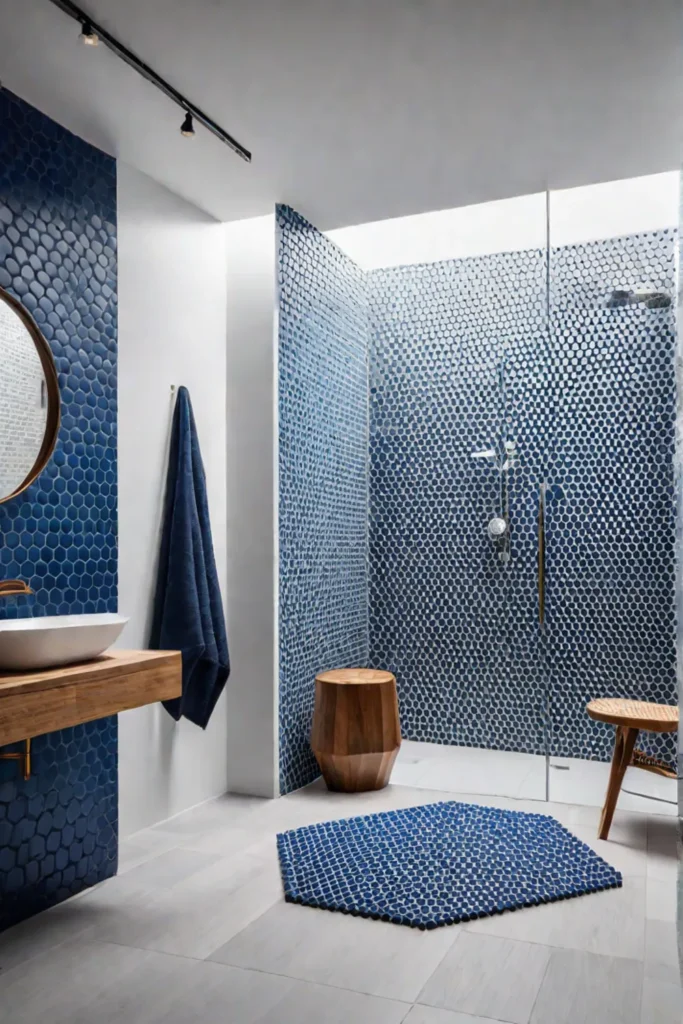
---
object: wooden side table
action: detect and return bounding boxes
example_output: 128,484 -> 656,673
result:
586,698 -> 678,840
311,668 -> 401,792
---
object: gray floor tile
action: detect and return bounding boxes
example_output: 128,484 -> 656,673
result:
645,920 -> 680,976
0,770 -> 672,1024
644,956 -> 682,988
258,979 -> 410,1023
118,829 -> 182,875
466,877 -> 646,960
150,793 -> 267,836
0,939 -> 196,1024
114,846 -> 223,891
405,1006 -> 505,1023
0,939 -> 372,1024
530,949 -> 642,1024
646,819 -> 679,883
646,878 -> 677,923
0,898 -> 93,975
179,824 -> 272,857
417,931 -> 550,1024
81,852 -> 283,960
571,825 -> 647,878
209,899 -> 456,1002
640,975 -> 682,1024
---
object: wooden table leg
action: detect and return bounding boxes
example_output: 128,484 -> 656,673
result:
598,725 -> 638,840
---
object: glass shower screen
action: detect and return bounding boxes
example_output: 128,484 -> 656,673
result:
545,174 -> 679,811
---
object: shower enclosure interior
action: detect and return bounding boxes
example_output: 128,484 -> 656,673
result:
324,172 -> 679,811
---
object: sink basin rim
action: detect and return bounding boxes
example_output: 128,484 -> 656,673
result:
0,613 -> 129,633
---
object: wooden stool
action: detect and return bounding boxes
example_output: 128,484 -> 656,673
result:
586,698 -> 678,840
311,669 -> 401,792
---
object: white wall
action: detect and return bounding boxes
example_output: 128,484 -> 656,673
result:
330,173 -> 680,270
550,171 -> 679,245
224,215 -> 279,799
1,0 -> 681,230
328,193 -> 547,269
117,163 -> 230,836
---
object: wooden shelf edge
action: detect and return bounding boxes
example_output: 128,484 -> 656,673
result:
0,650 -> 182,747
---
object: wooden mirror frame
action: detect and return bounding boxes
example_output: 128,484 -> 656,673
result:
0,285 -> 61,504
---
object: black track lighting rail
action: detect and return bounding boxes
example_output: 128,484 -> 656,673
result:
47,0 -> 252,162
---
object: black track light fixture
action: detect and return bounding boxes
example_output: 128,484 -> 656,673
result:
47,0 -> 251,162
79,20 -> 98,45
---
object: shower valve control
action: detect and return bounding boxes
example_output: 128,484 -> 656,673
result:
488,516 -> 510,563
488,517 -> 507,539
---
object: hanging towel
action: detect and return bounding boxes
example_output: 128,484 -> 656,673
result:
150,386 -> 230,727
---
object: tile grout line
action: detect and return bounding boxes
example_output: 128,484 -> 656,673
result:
83,936 -> 420,1005
525,947 -> 554,1024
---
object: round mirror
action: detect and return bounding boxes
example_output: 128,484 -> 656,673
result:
0,286 -> 60,503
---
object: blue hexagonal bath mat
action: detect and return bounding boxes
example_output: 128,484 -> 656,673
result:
277,801 -> 622,929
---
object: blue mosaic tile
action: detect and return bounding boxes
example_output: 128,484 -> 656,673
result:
277,205 -> 369,795
277,801 -> 622,929
368,231 -> 676,767
0,89 -> 118,931
0,719 -> 117,932
368,249 -> 549,756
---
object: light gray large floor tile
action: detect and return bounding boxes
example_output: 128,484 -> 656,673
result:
80,848 -> 283,960
645,920 -> 680,979
179,824 -> 272,857
405,1006 -> 507,1023
640,975 -> 682,1024
646,878 -> 677,922
646,819 -> 679,883
418,931 -> 550,1024
150,793 -> 267,837
135,958 -> 408,1024
0,931 -> 409,1024
0,898 -> 93,974
466,877 -> 646,960
118,829 -> 182,875
209,899 -> 456,1002
0,848 -> 220,975
115,846 -> 224,892
0,938 -> 198,1024
257,979 -> 409,1023
571,825 -> 647,878
530,949 -> 642,1024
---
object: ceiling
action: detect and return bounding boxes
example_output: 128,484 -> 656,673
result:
0,0 -> 680,229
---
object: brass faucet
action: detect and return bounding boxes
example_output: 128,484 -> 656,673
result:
0,580 -> 33,597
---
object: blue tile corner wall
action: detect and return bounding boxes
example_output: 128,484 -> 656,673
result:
0,89 -> 118,932
277,205 -> 369,795
277,211 -> 677,795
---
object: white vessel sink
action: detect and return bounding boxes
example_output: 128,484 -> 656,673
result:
0,613 -> 128,672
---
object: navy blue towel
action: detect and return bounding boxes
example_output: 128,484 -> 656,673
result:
150,387 -> 230,727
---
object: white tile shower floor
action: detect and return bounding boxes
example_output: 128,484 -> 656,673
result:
394,740 -> 678,815
0,755 -> 679,1023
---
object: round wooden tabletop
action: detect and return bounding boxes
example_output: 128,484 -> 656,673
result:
586,697 -> 678,733
315,668 -> 395,686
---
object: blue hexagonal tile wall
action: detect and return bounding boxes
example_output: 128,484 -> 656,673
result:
0,89 -> 118,932
277,206 -> 370,795
368,232 -> 676,767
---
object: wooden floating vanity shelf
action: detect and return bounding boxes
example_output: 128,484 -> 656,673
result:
0,650 -> 182,749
